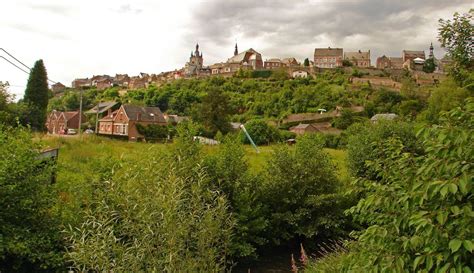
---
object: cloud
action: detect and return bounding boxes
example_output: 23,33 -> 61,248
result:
115,4 -> 143,14
30,3 -> 74,16
185,0 -> 472,62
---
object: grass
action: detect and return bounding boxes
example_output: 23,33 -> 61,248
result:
41,134 -> 348,182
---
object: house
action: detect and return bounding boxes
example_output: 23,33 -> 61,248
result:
113,74 -> 130,87
376,56 -> 404,69
314,47 -> 343,68
292,70 -> 308,78
264,58 -> 282,69
71,78 -> 91,89
402,50 -> 425,63
46,110 -> 85,134
91,75 -> 112,86
51,82 -> 66,93
85,101 -> 120,117
344,50 -> 371,68
289,123 -> 320,135
164,114 -> 189,125
281,58 -> 299,67
370,113 -> 398,123
98,104 -> 167,140
96,78 -> 113,90
128,76 -> 147,89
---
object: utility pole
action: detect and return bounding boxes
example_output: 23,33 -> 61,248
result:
95,100 -> 100,134
78,88 -> 83,136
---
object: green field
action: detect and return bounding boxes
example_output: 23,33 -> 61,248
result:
41,135 -> 349,182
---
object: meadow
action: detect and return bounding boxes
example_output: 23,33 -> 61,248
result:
40,134 -> 348,181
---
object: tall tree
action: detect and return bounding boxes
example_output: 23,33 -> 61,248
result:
303,58 -> 310,67
195,86 -> 232,136
23,59 -> 49,130
438,9 -> 474,85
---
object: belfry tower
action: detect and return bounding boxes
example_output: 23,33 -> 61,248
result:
429,42 -> 434,59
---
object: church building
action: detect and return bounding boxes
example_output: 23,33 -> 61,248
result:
184,44 -> 207,76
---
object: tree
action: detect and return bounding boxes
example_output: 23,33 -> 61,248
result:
0,125 -> 64,271
23,60 -> 49,130
303,58 -> 310,67
342,59 -> 353,67
195,87 -> 232,136
422,57 -> 436,73
438,9 -> 474,84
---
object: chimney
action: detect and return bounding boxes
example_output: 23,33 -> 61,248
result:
107,108 -> 111,116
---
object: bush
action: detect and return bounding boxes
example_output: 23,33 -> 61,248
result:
340,98 -> 474,272
136,123 -> 172,141
0,125 -> 64,271
263,135 -> 351,244
240,119 -> 280,145
65,130 -> 234,272
203,136 -> 268,260
346,120 -> 418,179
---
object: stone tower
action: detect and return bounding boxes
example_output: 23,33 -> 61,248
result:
429,42 -> 434,59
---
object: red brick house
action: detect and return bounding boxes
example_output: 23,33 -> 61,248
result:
46,111 -> 85,134
98,104 -> 167,140
402,50 -> 425,63
314,47 -> 343,68
344,50 -> 371,68
264,58 -> 282,69
51,82 -> 66,93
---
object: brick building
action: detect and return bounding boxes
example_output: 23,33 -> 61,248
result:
314,47 -> 343,68
98,104 -> 167,141
344,50 -> 371,68
45,110 -> 85,134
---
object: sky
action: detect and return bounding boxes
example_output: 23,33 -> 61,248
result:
1,0 -> 472,99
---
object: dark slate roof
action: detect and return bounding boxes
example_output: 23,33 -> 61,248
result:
314,48 -> 343,57
122,104 -> 166,123
85,101 -> 119,114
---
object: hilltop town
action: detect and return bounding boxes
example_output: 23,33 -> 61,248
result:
50,42 -> 451,93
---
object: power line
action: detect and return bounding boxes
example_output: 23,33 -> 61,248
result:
0,48 -> 31,71
0,53 -> 58,84
1,56 -> 30,75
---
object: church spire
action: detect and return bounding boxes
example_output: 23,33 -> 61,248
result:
429,42 -> 434,59
234,43 -> 238,56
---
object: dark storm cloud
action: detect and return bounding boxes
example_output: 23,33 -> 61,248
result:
186,0 -> 471,61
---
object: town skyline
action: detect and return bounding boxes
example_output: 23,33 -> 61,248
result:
1,0 -> 471,98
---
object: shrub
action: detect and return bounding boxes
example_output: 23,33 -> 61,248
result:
65,130 -> 234,272
240,119 -> 280,145
135,123 -> 172,141
263,135 -> 351,244
203,136 -> 268,260
341,98 -> 474,272
346,120 -> 418,179
0,125 -> 64,271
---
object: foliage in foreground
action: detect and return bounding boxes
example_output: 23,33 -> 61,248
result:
310,99 -> 474,272
0,125 -> 63,272
65,129 -> 234,272
264,135 -> 353,245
